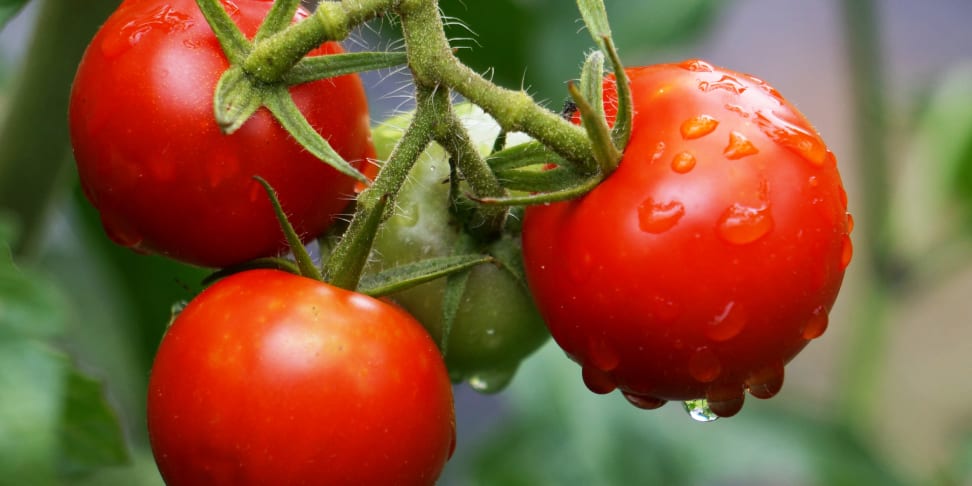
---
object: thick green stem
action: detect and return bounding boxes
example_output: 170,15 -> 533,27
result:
396,0 -> 595,169
244,0 -> 396,82
0,0 -> 120,258
837,0 -> 893,426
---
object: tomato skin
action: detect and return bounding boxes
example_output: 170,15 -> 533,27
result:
147,270 -> 455,485
365,106 -> 549,392
522,60 -> 851,415
69,0 -> 375,268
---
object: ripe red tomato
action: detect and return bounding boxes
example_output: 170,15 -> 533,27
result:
147,270 -> 456,485
522,60 -> 852,417
69,0 -> 375,268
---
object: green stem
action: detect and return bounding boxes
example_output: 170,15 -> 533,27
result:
0,0 -> 120,259
837,0 -> 893,426
397,0 -> 595,170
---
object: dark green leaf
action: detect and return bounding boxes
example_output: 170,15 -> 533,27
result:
358,254 -> 491,297
57,368 -> 130,477
0,249 -> 66,340
284,51 -> 408,85
253,176 -> 322,280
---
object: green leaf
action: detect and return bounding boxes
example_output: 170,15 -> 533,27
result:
284,52 -> 408,85
0,0 -> 29,30
0,248 -> 66,341
253,177 -> 322,281
213,66 -> 265,135
57,369 -> 130,477
357,254 -> 492,297
263,87 -> 369,184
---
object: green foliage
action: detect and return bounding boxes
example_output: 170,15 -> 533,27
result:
0,0 -> 29,29
0,226 -> 128,483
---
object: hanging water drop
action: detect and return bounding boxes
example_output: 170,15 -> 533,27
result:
840,235 -> 853,269
582,365 -> 617,394
683,399 -> 719,422
467,367 -> 517,394
623,392 -> 667,410
801,306 -> 829,340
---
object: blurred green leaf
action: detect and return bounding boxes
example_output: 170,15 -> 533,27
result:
58,368 -> 130,478
0,0 -> 30,29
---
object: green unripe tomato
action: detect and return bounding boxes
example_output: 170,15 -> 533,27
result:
366,105 -> 549,392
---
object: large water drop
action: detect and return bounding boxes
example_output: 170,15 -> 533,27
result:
683,399 -> 719,422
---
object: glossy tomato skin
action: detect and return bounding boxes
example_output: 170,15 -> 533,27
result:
522,60 -> 852,416
365,106 -> 549,392
147,270 -> 455,485
69,0 -> 375,268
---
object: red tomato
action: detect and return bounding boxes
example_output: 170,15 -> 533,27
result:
69,0 -> 375,268
522,60 -> 852,417
147,270 -> 456,485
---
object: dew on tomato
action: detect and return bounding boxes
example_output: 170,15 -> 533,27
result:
680,114 -> 719,139
638,198 -> 685,233
671,151 -> 697,173
723,130 -> 760,159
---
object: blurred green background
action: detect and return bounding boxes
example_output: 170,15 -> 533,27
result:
2,0 -> 972,484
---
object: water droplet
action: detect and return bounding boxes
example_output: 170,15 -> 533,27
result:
587,338 -> 620,372
801,306 -> 829,340
747,363 -> 785,399
707,385 -> 745,417
100,214 -> 145,251
680,59 -> 714,72
582,365 -> 617,394
846,213 -> 855,233
808,175 -> 820,188
683,399 -> 719,422
680,115 -> 719,140
117,5 -> 195,52
671,151 -> 697,173
650,142 -> 666,163
754,110 -> 827,165
717,203 -> 774,245
840,235 -> 853,269
699,75 -> 747,95
638,198 -> 685,234
706,301 -> 747,341
688,347 -> 721,383
724,131 -> 759,159
623,392 -> 667,410
724,103 -> 750,118
467,367 -> 517,394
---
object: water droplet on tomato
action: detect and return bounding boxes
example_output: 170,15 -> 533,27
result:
699,75 -> 747,95
801,306 -> 829,340
623,392 -> 667,410
467,367 -> 516,394
586,338 -> 620,372
754,110 -> 827,165
582,365 -> 617,394
724,131 -> 759,159
717,203 -> 774,245
846,213 -> 855,233
115,5 -> 195,53
638,198 -> 685,234
808,175 -> 820,188
680,115 -> 719,140
683,399 -> 719,422
100,214 -> 145,251
671,152 -> 697,173
680,59 -> 713,72
650,142 -> 666,164
221,0 -> 241,16
706,301 -> 747,341
707,385 -> 745,417
747,363 -> 785,399
840,235 -> 853,269
688,347 -> 721,383
724,103 -> 750,118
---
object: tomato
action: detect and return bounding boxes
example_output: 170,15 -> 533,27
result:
365,105 -> 549,392
69,0 -> 375,268
147,270 -> 455,485
522,60 -> 852,417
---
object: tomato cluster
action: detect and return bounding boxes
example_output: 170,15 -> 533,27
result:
68,0 -> 851,482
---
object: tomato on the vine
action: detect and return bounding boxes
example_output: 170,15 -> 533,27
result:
522,60 -> 852,417
364,105 -> 549,392
69,0 -> 375,268
147,269 -> 455,485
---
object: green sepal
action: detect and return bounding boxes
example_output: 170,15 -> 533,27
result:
576,0 -> 612,51
439,234 -> 480,356
254,0 -> 301,43
580,50 -> 606,125
263,87 -> 369,184
603,36 -> 632,151
253,176 -> 322,281
487,141 -> 562,172
495,165 -> 589,193
214,66 -> 265,134
284,52 -> 409,86
488,234 -> 530,292
357,254 -> 492,298
324,194 -> 389,291
568,80 -> 620,174
473,172 -> 603,206
194,0 -> 251,64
